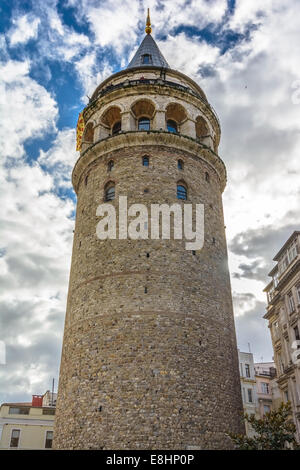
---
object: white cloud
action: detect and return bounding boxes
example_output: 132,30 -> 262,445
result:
8,14 -> 40,46
38,128 -> 78,188
158,32 -> 220,79
2,0 -> 300,400
74,51 -> 114,100
0,59 -> 58,159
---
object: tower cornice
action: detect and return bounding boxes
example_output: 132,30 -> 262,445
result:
72,131 -> 227,194
90,67 -> 208,104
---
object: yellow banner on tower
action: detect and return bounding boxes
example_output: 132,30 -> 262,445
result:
76,112 -> 85,151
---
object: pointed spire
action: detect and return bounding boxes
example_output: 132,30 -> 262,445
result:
145,8 -> 152,35
127,10 -> 170,69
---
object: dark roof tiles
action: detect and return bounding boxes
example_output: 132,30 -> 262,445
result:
127,34 -> 170,69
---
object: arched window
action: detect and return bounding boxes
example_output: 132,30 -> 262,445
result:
178,159 -> 184,170
108,160 -> 114,172
112,121 -> 121,135
138,117 -> 150,131
167,119 -> 178,133
177,183 -> 187,200
104,182 -> 115,201
142,156 -> 149,167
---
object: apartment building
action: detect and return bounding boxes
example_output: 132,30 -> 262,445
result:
0,391 -> 55,449
264,231 -> 300,441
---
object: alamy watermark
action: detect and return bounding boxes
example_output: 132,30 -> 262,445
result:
96,196 -> 204,251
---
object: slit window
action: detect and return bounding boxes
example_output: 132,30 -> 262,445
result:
105,183 -> 115,201
108,160 -> 114,172
142,156 -> 149,167
177,184 -> 187,200
178,159 -> 184,170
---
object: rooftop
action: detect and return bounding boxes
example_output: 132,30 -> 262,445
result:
127,33 -> 170,69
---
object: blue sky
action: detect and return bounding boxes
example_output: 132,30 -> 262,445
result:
0,0 -> 300,402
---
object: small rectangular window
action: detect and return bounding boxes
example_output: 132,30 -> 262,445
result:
10,429 -> 20,448
261,382 -> 269,394
9,407 -> 29,415
142,54 -> 151,64
287,292 -> 295,313
43,408 -> 55,415
263,405 -> 270,414
45,430 -> 53,449
297,285 -> 300,304
247,389 -> 253,403
294,326 -> 300,343
245,364 -> 250,378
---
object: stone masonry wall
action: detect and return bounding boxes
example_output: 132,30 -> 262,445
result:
53,139 -> 244,449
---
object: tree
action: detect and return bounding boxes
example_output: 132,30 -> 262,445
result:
229,402 -> 300,450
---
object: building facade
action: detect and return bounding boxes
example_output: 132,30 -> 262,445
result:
0,393 -> 55,450
53,13 -> 244,449
238,351 -> 258,435
254,362 -> 276,418
264,231 -> 300,441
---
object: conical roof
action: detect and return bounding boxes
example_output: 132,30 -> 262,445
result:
127,34 -> 170,69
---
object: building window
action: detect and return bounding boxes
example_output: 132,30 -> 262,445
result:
284,389 -> 289,402
43,408 -> 55,415
142,156 -> 149,167
112,121 -> 121,135
138,117 -> 150,131
167,119 -> 178,133
9,407 -> 29,415
178,159 -> 184,170
263,405 -> 271,414
205,172 -> 210,182
245,364 -> 250,378
108,160 -> 114,172
104,182 -> 115,202
142,54 -> 151,64
297,285 -> 300,304
10,429 -> 20,448
288,240 -> 298,263
45,430 -> 53,449
177,184 -> 187,200
261,382 -> 269,394
294,326 -> 300,348
247,389 -> 253,403
287,292 -> 295,313
278,353 -> 284,374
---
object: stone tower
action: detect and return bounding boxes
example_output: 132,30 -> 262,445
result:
53,12 -> 244,450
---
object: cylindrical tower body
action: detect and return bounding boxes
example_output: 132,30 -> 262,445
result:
54,42 -> 244,449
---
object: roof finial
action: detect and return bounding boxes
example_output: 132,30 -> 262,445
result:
145,8 -> 152,35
